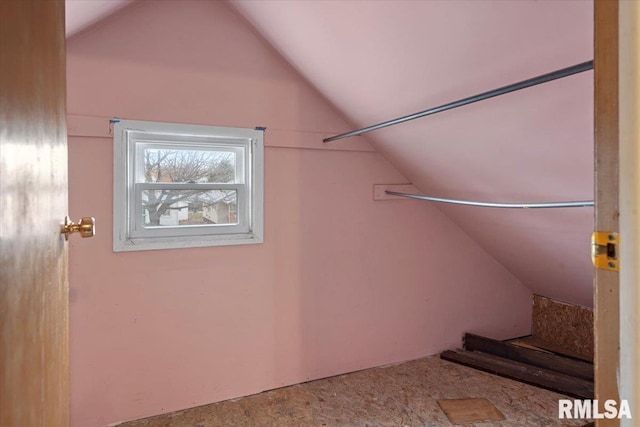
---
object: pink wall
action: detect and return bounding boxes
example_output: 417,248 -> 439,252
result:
66,1 -> 532,425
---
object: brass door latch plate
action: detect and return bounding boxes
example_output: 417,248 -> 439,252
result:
591,231 -> 618,271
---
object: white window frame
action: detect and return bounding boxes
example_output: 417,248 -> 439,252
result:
113,119 -> 263,252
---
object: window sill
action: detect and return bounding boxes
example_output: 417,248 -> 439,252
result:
113,232 -> 263,252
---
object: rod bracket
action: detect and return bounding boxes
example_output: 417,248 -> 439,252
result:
374,184 -> 420,200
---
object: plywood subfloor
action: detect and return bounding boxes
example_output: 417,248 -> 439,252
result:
119,356 -> 590,427
437,398 -> 506,424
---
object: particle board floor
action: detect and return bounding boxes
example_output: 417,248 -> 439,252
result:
119,356 -> 590,427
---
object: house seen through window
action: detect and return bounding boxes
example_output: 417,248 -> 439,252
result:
113,120 -> 263,251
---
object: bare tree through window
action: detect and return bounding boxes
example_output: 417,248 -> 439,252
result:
142,149 -> 237,226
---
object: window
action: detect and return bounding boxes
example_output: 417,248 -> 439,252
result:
113,119 -> 263,251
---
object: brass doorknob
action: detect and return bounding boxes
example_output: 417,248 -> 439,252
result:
61,216 -> 95,240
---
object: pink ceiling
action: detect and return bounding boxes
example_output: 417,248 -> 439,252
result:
65,0 -> 132,37
66,0 -> 594,306
230,0 -> 594,307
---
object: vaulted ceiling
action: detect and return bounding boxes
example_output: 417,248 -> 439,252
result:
66,0 -> 594,307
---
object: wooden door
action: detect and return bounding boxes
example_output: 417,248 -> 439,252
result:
0,1 -> 70,425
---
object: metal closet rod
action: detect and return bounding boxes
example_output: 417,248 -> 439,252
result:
385,191 -> 594,209
324,60 -> 594,143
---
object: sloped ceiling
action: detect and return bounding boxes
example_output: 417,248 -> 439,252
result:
65,0 -> 132,37
66,0 -> 594,307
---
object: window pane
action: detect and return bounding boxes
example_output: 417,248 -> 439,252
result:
141,189 -> 238,226
142,148 -> 238,184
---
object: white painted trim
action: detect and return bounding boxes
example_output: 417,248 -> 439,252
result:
67,114 -> 377,152
113,233 -> 263,252
112,119 -> 264,252
619,3 -> 640,425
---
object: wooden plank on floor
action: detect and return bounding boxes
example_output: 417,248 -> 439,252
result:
440,349 -> 594,399
464,333 -> 594,381
510,336 -> 593,363
508,340 -> 554,353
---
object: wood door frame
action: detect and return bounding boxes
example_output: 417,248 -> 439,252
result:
594,2 -> 619,426
594,1 -> 639,426
617,1 -> 640,425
